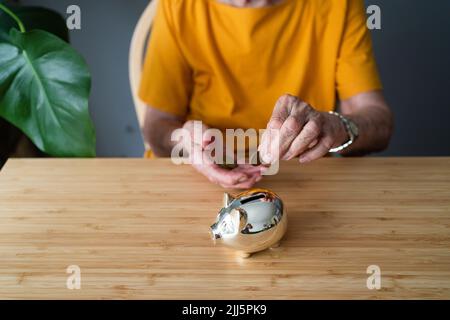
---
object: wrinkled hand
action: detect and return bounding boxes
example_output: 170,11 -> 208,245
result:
182,121 -> 263,189
259,94 -> 348,164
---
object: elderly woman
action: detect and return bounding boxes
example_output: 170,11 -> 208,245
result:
139,0 -> 393,188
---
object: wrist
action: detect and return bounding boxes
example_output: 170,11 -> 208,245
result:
324,112 -> 348,147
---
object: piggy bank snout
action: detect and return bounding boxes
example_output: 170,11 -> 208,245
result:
210,223 -> 221,240
210,208 -> 247,241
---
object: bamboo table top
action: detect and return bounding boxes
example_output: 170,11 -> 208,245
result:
0,158 -> 449,299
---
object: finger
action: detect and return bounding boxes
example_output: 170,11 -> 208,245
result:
282,117 -> 322,160
308,139 -> 319,149
276,115 -> 304,159
200,163 -> 251,186
262,128 -> 283,164
232,164 -> 263,175
221,173 -> 263,189
228,176 -> 262,189
266,96 -> 313,161
218,165 -> 262,189
230,165 -> 262,181
258,129 -> 273,163
298,136 -> 334,164
266,94 -> 294,130
277,101 -> 317,158
260,95 -> 293,162
258,129 -> 269,155
191,144 -> 260,187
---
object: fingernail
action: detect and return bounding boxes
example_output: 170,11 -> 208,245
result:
282,153 -> 291,161
299,157 -> 308,163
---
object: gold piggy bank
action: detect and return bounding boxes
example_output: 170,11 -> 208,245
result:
210,188 -> 287,258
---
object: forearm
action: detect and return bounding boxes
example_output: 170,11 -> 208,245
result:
143,107 -> 185,157
341,104 -> 394,156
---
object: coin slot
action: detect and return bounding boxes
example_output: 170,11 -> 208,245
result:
240,194 -> 265,204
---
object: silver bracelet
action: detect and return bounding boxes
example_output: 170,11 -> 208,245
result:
327,111 -> 356,153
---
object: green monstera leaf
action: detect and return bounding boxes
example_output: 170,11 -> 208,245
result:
0,5 -> 96,157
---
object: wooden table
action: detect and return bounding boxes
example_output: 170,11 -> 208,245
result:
0,158 -> 449,299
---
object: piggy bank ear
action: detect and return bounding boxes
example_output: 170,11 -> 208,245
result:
223,193 -> 234,207
230,208 -> 248,232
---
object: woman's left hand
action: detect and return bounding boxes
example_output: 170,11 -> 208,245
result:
259,94 -> 349,164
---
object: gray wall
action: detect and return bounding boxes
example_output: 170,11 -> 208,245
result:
370,0 -> 450,156
19,0 -> 450,157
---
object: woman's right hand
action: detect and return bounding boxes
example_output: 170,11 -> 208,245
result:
182,120 -> 263,189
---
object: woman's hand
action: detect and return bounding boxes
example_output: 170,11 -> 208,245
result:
182,120 -> 263,189
259,94 -> 349,164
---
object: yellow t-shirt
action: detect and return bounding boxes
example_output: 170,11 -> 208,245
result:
139,0 -> 382,131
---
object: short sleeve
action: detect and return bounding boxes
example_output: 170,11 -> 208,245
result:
138,0 -> 192,117
336,0 -> 382,100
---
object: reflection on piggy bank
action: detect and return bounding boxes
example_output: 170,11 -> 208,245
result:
210,188 -> 287,258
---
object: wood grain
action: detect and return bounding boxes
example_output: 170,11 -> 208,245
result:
0,158 -> 449,299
